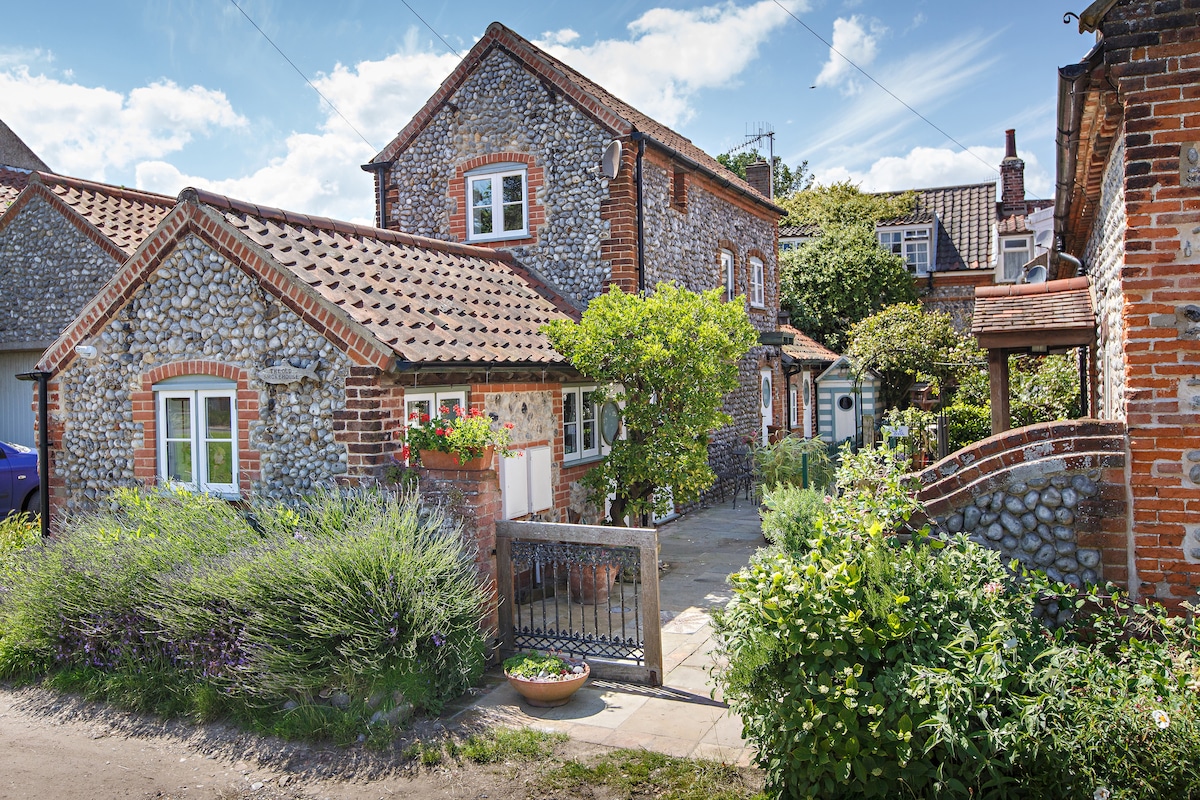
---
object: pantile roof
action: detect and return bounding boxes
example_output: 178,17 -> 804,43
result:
37,173 -> 175,256
779,223 -> 820,239
780,324 -> 839,363
371,22 -> 781,214
0,166 -> 32,212
971,276 -> 1094,346
192,190 -> 576,365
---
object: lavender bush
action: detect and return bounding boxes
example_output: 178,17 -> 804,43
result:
0,485 -> 488,741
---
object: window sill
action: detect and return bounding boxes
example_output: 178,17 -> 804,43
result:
467,232 -> 530,244
563,454 -> 605,467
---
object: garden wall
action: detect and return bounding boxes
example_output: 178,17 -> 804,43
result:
914,420 -> 1128,614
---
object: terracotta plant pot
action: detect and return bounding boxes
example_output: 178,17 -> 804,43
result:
568,563 -> 620,605
418,446 -> 494,470
506,662 -> 590,707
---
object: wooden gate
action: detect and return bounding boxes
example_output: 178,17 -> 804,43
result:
495,520 -> 662,686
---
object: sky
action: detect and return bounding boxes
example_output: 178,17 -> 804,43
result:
0,1 -> 1100,225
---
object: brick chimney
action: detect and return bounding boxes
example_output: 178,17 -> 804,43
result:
1000,129 -> 1026,215
745,158 -> 772,199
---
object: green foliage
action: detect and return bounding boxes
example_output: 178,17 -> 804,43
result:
759,487 -> 827,555
0,486 -> 488,741
947,351 -> 1081,450
717,149 -> 812,199
457,726 -> 567,764
1017,595 -> 1200,800
543,748 -> 762,800
716,443 -> 1200,798
944,402 -> 992,452
779,181 -> 916,232
0,512 -> 40,578
753,436 -> 835,493
404,403 -> 514,464
542,282 -> 758,524
502,652 -> 575,679
780,227 -> 917,352
846,304 -> 961,410
882,407 -> 938,467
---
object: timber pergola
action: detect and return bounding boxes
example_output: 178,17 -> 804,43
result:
971,276 -> 1096,434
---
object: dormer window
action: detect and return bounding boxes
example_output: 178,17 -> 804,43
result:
467,164 -> 528,242
878,227 -> 931,276
1000,236 -> 1032,282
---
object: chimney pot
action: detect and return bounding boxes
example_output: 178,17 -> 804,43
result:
1000,130 -> 1026,214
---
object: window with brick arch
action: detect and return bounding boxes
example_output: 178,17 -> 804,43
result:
153,376 -> 238,497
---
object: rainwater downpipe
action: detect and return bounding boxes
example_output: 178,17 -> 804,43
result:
635,135 -> 646,295
15,370 -> 51,538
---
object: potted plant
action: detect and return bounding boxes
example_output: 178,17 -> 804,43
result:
503,652 -> 589,707
567,557 -> 622,605
403,404 -> 515,469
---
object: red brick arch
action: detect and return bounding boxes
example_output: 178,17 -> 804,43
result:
130,360 -> 261,491
448,152 -> 545,247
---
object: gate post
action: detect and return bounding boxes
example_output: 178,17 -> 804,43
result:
415,464 -> 503,646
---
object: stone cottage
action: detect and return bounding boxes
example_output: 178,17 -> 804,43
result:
33,187 -> 626,528
362,22 -> 791,490
0,170 -> 174,446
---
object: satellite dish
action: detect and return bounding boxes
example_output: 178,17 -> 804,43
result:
600,140 -> 623,178
1025,264 -> 1047,284
1034,229 -> 1053,248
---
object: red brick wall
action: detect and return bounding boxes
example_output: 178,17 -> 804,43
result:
1098,1 -> 1200,602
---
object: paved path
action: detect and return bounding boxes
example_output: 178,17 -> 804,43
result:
457,499 -> 764,766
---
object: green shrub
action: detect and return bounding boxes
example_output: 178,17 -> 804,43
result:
0,485 -> 488,740
759,487 -> 826,555
715,443 -> 1200,798
714,445 -> 1049,798
753,436 -> 835,492
944,403 -> 991,453
1019,596 -> 1200,799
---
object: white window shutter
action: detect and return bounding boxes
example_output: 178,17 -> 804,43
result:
528,446 -> 553,512
501,450 -> 530,519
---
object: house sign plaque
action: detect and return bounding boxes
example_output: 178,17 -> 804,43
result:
257,364 -> 320,385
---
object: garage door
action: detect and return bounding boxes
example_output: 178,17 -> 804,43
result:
0,350 -> 40,447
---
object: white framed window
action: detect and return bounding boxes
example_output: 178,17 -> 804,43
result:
155,383 -> 238,496
749,256 -> 765,308
1000,237 -> 1032,282
563,385 -> 602,463
721,248 -> 735,301
466,165 -> 527,242
878,227 -> 932,275
404,387 -> 468,425
789,385 -> 799,427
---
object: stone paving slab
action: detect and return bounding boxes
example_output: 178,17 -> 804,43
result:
458,499 -> 764,767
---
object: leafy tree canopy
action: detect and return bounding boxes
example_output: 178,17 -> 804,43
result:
716,149 -> 812,199
780,225 -> 917,353
779,181 -> 916,232
844,303 -> 962,410
541,283 -> 758,525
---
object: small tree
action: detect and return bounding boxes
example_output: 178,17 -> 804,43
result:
717,149 -> 812,199
542,283 -> 758,525
844,303 -> 961,410
781,225 -> 917,352
779,180 -> 915,231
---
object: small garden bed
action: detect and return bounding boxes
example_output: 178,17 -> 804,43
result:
0,485 -> 488,745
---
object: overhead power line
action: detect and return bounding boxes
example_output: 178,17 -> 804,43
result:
398,0 -> 462,57
227,0 -> 378,152
770,0 -> 1007,182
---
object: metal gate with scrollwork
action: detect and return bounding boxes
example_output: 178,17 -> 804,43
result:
495,520 -> 662,686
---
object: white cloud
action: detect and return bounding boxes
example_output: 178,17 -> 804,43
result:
813,144 -> 1052,198
539,29 -> 580,47
814,16 -> 883,95
534,0 -> 807,127
796,30 -> 1001,163
0,67 -> 245,180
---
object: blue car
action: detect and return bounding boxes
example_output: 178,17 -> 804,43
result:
0,441 -> 39,517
